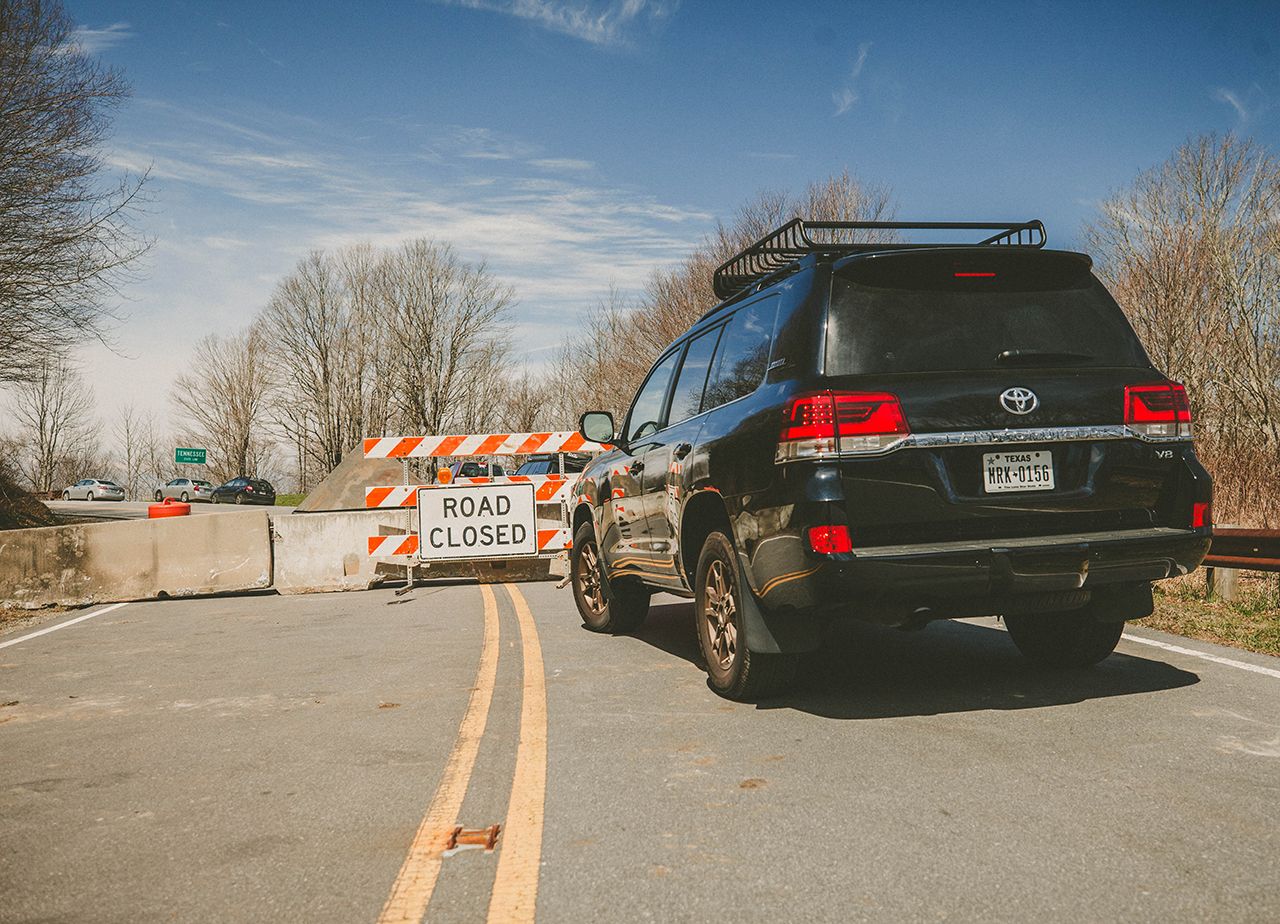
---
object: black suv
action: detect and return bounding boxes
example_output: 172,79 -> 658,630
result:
569,219 -> 1212,700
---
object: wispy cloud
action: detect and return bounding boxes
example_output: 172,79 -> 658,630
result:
832,42 -> 871,117
528,157 -> 594,171
69,22 -> 133,54
1212,85 -> 1269,125
441,0 -> 678,46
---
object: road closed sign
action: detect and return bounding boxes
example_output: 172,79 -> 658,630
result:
416,482 -> 537,560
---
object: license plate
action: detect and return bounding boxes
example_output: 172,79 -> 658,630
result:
983,450 -> 1055,493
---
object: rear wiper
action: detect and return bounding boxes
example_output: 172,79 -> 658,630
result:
996,349 -> 1093,366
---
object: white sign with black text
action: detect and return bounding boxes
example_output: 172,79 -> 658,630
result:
416,482 -> 538,560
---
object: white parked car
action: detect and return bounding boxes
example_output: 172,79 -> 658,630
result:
154,478 -> 215,503
62,479 -> 126,502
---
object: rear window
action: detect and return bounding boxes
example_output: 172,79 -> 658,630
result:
827,262 -> 1149,376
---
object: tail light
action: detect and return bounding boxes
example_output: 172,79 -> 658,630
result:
1192,501 -> 1211,529
245,486 -> 254,493
1125,382 -> 1192,439
777,391 -> 909,461
807,525 -> 853,554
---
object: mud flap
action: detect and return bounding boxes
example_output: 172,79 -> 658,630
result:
735,552 -> 823,655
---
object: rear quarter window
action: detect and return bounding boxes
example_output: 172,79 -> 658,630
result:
703,296 -> 779,409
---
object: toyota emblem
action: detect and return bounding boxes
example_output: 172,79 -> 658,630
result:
1000,387 -> 1039,415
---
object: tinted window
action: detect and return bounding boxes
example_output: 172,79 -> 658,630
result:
458,463 -> 482,477
518,460 -> 550,476
626,350 -> 680,442
668,326 -> 723,424
704,298 -> 778,409
827,275 -> 1149,375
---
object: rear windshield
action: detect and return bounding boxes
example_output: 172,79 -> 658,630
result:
827,272 -> 1149,375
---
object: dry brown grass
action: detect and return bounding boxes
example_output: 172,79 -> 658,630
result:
1145,572 -> 1280,656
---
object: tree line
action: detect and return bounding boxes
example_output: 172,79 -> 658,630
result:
1,1 -> 1277,523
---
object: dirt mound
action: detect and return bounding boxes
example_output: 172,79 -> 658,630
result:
0,464 -> 56,530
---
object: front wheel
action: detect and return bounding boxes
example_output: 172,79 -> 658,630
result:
570,522 -> 649,633
87,491 -> 94,501
695,531 -> 797,700
1003,612 -> 1125,667
180,492 -> 189,502
234,494 -> 243,505
62,492 -> 70,501
154,490 -> 162,502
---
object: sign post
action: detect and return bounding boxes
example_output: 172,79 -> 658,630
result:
175,447 -> 207,465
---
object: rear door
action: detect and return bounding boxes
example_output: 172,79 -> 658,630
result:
603,349 -> 680,572
825,249 -> 1185,545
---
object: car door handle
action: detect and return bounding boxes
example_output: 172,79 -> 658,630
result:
673,442 -> 692,460
629,460 -> 644,475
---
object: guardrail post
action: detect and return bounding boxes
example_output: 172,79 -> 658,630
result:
1206,566 -> 1239,603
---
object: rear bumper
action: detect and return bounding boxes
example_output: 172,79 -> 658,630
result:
750,527 -> 1210,623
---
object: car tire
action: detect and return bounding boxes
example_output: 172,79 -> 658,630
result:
695,531 -> 798,701
234,494 -> 243,505
1003,611 -> 1126,668
570,521 -> 649,633
62,492 -> 70,501
180,492 -> 189,502
212,495 -> 220,504
87,491 -> 94,501
154,491 -> 162,501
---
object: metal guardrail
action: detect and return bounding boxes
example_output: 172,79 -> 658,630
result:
1205,527 -> 1280,573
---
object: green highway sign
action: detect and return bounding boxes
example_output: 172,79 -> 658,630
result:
175,447 -> 207,465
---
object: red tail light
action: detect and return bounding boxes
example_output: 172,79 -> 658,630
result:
1124,382 -> 1192,439
808,525 -> 853,554
1191,501 -> 1210,529
778,391 -> 909,461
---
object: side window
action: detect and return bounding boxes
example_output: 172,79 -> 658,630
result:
668,326 -> 723,425
703,297 -> 779,410
625,350 -> 681,443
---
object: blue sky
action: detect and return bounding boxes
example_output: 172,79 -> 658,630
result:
64,0 -> 1280,425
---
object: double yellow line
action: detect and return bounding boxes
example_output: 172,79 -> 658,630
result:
377,583 -> 547,924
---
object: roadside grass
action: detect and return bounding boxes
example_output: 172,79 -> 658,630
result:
275,493 -> 306,506
1145,572 -> 1280,657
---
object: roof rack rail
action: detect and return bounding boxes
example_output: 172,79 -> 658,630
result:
711,218 -> 1046,300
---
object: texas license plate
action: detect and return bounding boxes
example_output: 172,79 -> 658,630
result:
982,450 -> 1055,493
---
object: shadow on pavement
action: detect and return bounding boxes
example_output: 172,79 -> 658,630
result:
635,602 -> 1200,720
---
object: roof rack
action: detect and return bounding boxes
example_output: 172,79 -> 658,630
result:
711,218 -> 1046,300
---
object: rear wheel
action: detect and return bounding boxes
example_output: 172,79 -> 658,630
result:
154,490 -> 162,502
1003,611 -> 1125,667
180,492 -> 189,502
570,522 -> 649,633
695,531 -> 797,700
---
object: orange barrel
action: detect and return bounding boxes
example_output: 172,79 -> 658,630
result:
148,497 -> 191,518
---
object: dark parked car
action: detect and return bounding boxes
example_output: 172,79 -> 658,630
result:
569,218 -> 1212,700
513,453 -> 589,476
446,460 -> 506,479
211,477 -> 276,505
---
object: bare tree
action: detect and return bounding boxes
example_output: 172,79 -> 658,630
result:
0,0 -> 148,384
112,401 -> 145,500
1084,134 -> 1280,525
560,170 -> 897,417
171,329 -> 272,483
12,355 -> 97,494
378,239 -> 515,435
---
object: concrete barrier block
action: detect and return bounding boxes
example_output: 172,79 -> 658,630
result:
0,510 -> 272,608
273,509 -> 405,594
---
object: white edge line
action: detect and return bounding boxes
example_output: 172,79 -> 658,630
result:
0,602 -> 130,650
1122,632 -> 1280,680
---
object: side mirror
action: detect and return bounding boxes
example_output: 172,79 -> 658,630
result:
579,411 -> 616,446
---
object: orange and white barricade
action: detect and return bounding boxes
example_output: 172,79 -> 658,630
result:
364,430 -> 609,571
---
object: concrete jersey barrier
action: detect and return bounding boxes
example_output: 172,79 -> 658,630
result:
0,510 -> 272,608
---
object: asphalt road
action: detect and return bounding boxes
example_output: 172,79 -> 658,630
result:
44,500 -> 294,521
1,582 -> 1277,923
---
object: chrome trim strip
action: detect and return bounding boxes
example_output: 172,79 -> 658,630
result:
777,425 -> 1191,462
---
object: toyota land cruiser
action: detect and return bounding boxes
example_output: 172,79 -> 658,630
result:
569,219 -> 1212,700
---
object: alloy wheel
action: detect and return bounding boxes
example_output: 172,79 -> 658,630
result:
577,540 -> 606,617
703,559 -> 738,669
